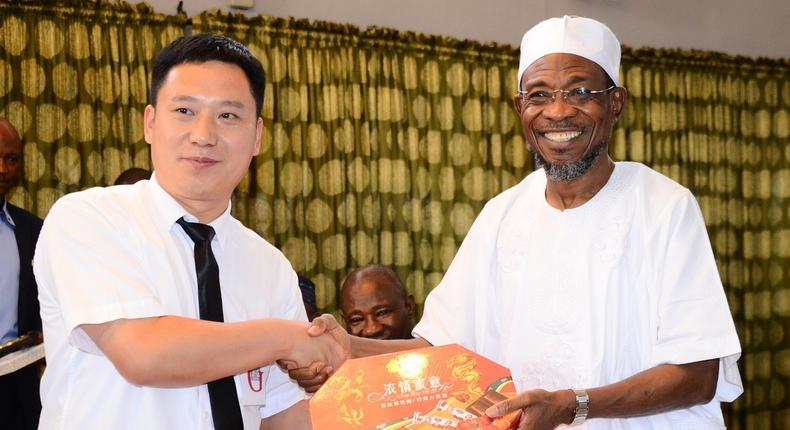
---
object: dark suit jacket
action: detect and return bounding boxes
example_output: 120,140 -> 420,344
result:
1,202 -> 43,430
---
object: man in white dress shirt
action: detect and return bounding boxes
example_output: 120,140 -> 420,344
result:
34,34 -> 344,429
289,16 -> 742,430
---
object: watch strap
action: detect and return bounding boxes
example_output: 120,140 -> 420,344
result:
569,389 -> 589,426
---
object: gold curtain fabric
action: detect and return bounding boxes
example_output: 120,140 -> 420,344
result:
0,2 -> 788,428
0,0 -> 185,215
191,11 -> 529,317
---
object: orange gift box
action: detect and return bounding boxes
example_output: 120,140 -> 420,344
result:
309,344 -> 521,430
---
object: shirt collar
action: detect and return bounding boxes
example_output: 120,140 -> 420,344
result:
146,172 -> 233,251
0,198 -> 15,229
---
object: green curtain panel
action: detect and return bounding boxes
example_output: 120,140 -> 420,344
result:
0,0 -> 185,214
1,2 -> 789,428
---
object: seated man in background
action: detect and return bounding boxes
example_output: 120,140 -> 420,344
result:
0,117 -> 43,430
34,34 -> 344,430
113,167 -> 152,185
340,264 -> 415,340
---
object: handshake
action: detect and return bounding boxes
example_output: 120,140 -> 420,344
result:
277,314 -> 350,392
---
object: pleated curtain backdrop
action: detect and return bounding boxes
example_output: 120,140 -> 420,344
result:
1,1 -> 789,428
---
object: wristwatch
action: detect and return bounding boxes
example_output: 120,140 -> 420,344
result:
569,389 -> 589,426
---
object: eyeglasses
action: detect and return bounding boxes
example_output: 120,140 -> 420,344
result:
517,85 -> 616,107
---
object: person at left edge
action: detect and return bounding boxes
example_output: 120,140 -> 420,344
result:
34,34 -> 345,430
0,117 -> 43,430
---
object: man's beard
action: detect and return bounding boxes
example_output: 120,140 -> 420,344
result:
533,140 -> 607,183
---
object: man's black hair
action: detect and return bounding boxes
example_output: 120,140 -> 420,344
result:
113,167 -> 152,185
149,33 -> 265,116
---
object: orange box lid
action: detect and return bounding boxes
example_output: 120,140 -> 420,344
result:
309,343 -> 521,430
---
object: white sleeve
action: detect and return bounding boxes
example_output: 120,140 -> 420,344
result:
259,268 -> 307,418
34,194 -> 165,355
649,191 -> 743,401
413,202 -> 500,351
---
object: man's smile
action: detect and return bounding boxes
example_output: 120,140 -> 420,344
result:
542,130 -> 583,143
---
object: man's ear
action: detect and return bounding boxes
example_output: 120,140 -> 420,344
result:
405,294 -> 416,318
143,104 -> 156,145
610,87 -> 627,122
513,94 -> 525,117
253,116 -> 263,156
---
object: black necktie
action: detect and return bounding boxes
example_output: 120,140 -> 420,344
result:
177,217 -> 243,430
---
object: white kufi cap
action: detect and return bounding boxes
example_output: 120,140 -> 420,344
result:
518,16 -> 621,90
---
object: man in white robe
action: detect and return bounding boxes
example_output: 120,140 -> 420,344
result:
287,16 -> 742,430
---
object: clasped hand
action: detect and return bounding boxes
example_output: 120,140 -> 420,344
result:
277,314 -> 350,392
277,315 -> 350,388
